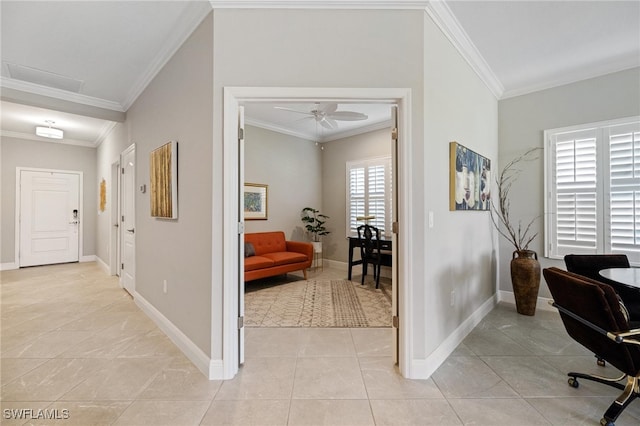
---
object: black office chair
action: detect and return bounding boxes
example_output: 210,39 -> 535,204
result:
564,254 -> 640,322
544,267 -> 640,426
357,224 -> 382,289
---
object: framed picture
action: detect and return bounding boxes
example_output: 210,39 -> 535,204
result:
449,141 -> 491,211
150,140 -> 178,219
244,183 -> 268,220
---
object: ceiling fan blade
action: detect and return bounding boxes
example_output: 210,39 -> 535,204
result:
274,106 -> 313,116
327,111 -> 368,121
319,103 -> 338,114
320,117 -> 338,130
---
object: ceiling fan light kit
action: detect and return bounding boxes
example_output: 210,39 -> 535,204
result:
36,120 -> 64,139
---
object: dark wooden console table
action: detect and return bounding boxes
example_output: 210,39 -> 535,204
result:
347,236 -> 393,280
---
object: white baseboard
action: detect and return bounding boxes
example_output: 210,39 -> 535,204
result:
80,255 -> 97,263
411,293 -> 498,379
134,292 -> 219,379
96,257 -> 110,275
498,290 -> 555,312
0,262 -> 18,271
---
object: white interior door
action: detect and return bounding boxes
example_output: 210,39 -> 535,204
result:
120,144 -> 136,295
110,161 -> 121,276
238,106 -> 246,365
19,170 -> 80,267
391,105 -> 399,366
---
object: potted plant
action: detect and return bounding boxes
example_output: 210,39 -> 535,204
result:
301,207 -> 330,253
490,148 -> 541,316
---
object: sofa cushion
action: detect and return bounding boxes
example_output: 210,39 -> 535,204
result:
244,256 -> 275,271
244,232 -> 287,255
263,252 -> 308,266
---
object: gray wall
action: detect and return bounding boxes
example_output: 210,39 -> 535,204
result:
244,125 -> 322,240
321,127 -> 392,262
498,67 -> 640,298
124,13 -> 213,354
1,137 -> 97,264
95,122 -> 129,265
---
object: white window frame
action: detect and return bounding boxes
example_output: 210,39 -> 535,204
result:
544,116 -> 640,265
346,155 -> 392,238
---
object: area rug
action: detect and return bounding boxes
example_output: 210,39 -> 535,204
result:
245,279 -> 392,327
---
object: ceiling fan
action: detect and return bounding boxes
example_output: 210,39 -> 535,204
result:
274,103 -> 368,130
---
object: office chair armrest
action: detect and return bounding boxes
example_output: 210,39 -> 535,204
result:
551,300 -> 628,344
611,328 -> 640,345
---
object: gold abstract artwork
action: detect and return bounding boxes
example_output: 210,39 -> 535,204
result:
99,178 -> 107,212
150,141 -> 178,219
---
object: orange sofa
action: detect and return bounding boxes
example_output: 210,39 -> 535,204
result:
244,231 -> 313,282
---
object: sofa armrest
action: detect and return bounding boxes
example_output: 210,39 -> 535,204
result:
286,241 -> 313,260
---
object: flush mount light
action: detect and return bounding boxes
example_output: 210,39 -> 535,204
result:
36,120 -> 63,139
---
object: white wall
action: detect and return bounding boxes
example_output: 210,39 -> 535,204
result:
244,125 -> 321,239
212,8 -> 425,363
322,127 -> 392,262
95,123 -> 129,267
0,137 -> 97,265
124,13 -> 213,354
498,67 -> 640,298
421,14 -> 499,364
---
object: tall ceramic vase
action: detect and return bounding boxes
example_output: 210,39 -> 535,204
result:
510,250 -> 541,316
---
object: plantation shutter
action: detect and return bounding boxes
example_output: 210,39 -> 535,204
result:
545,117 -> 640,264
607,122 -> 640,263
550,129 -> 599,257
346,156 -> 392,237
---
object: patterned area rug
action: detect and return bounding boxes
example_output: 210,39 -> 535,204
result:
245,279 -> 392,327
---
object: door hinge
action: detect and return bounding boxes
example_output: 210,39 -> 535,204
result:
392,315 -> 399,328
121,167 -> 125,174
391,127 -> 398,140
238,128 -> 244,141
122,215 -> 125,222
392,222 -> 399,234
121,263 -> 124,270
238,222 -> 245,234
238,316 -> 244,329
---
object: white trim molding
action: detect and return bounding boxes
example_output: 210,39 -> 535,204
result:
499,290 -> 556,313
223,86 -> 414,380
0,262 -> 18,271
412,293 -> 498,379
135,292 -> 218,379
424,1 -> 503,99
209,0 -> 430,9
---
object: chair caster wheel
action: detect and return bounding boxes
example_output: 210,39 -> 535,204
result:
568,377 -> 579,388
597,358 -> 606,367
600,418 -> 614,426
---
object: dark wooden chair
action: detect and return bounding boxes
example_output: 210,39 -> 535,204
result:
357,224 -> 382,289
544,267 -> 640,426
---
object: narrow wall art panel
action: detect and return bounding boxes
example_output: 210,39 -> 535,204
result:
449,141 -> 491,211
150,140 -> 178,219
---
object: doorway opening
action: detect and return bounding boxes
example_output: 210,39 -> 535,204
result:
221,87 -> 414,380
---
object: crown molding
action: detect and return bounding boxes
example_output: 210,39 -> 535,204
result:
245,117 -> 315,141
121,1 -> 212,110
424,1 -> 503,99
0,77 -> 125,112
209,0 -> 430,9
94,121 -> 119,146
1,129 -> 97,148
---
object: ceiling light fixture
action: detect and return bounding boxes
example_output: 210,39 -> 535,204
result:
36,120 -> 63,139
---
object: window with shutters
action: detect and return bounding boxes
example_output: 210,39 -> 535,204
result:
346,156 -> 392,238
544,117 -> 640,264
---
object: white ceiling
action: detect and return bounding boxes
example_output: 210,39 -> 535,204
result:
1,1 -> 638,146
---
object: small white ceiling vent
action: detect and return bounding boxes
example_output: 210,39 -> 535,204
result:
5,62 -> 84,93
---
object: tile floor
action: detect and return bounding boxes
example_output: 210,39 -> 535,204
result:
2,262 -> 640,425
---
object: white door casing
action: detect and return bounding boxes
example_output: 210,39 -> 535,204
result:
391,105 -> 399,365
221,87 -> 414,380
120,144 -> 136,295
18,169 -> 81,267
238,106 -> 246,365
110,161 -> 121,276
